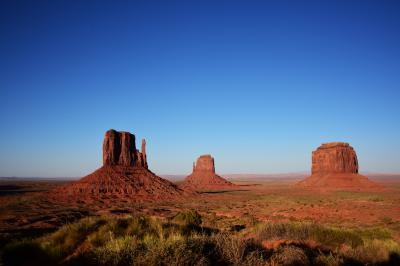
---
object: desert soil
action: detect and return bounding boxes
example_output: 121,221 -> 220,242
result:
1,175 -> 400,245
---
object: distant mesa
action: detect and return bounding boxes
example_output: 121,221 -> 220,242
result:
296,142 -> 382,191
181,154 -> 237,190
54,129 -> 187,202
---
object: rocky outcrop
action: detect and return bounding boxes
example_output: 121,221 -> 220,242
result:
54,129 -> 188,202
297,142 -> 382,191
103,130 -> 125,166
102,129 -> 147,168
181,154 -> 236,190
312,142 -> 358,175
138,139 -> 148,168
193,155 -> 216,173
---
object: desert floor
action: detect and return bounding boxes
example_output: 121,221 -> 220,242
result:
1,175 -> 399,245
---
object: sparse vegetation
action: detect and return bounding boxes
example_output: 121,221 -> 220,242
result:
172,209 -> 202,227
2,213 -> 400,266
255,222 -> 365,248
2,178 -> 400,266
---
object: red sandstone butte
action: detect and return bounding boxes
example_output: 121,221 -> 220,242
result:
297,142 -> 382,191
103,129 -> 148,168
181,154 -> 237,190
55,129 -> 186,202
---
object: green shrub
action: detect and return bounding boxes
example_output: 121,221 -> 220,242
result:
88,228 -> 114,247
87,217 -> 138,247
314,253 -> 343,266
255,222 -> 364,248
94,236 -> 139,266
270,246 -> 309,266
213,233 -> 265,266
356,227 -> 392,240
125,216 -> 156,238
173,210 -> 202,227
313,226 -> 363,248
255,222 -> 313,240
346,239 -> 400,264
40,216 -> 103,257
134,237 -> 211,266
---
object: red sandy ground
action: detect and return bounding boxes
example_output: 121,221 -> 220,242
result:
1,174 -> 400,243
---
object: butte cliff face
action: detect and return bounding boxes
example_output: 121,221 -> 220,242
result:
311,142 -> 358,175
193,155 -> 216,173
182,154 -> 236,190
103,129 -> 147,168
55,129 -> 186,202
297,142 -> 381,191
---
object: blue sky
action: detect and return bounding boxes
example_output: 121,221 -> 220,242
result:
0,0 -> 399,177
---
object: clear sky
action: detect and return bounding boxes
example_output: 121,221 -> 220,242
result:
1,0 -> 399,177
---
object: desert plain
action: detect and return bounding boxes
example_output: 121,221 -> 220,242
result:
1,175 -> 400,265
0,130 -> 400,266
2,173 -> 399,239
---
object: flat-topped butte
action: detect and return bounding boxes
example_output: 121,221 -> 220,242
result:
320,142 -> 350,149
